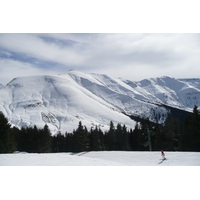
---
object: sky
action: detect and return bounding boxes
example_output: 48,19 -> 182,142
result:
1,33 -> 200,85
1,0 -> 200,85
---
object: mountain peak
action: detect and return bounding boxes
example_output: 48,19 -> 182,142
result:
0,71 -> 200,134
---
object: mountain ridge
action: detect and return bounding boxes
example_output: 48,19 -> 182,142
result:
0,70 -> 199,134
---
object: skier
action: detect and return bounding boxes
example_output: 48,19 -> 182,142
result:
161,150 -> 166,160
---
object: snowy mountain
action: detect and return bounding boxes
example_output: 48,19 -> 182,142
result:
136,76 -> 200,110
0,70 -> 200,134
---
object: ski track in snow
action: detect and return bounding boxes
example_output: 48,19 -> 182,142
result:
0,151 -> 199,166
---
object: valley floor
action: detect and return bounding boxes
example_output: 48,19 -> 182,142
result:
1,151 -> 199,166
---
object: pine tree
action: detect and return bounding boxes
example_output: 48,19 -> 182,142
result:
98,127 -> 105,150
54,132 -> 66,152
122,124 -> 131,150
129,123 -> 140,150
106,121 -> 117,150
38,124 -> 52,153
180,105 -> 200,151
116,123 -> 123,150
12,126 -> 21,151
0,111 -> 17,153
73,121 -> 89,152
163,114 -> 180,150
27,125 -> 39,153
114,123 -> 131,150
153,122 -> 165,151
137,119 -> 149,150
65,132 -> 73,152
90,125 -> 102,151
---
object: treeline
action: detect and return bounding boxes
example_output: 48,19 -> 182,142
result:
0,112 -> 52,153
0,105 -> 200,153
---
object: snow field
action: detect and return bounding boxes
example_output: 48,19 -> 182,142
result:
1,151 -> 199,200
1,151 -> 199,166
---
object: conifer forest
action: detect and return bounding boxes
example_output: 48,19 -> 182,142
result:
0,106 -> 200,153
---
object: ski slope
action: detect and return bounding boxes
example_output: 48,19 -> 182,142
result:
1,151 -> 199,166
1,151 -> 199,200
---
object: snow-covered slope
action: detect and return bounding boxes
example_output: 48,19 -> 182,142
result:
1,151 -> 199,166
135,76 -> 200,111
65,71 -> 170,122
0,70 -> 200,134
0,72 -> 135,134
1,152 -> 198,200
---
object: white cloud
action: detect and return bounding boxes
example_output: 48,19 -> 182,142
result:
0,33 -> 200,83
0,34 -> 87,66
0,59 -> 56,85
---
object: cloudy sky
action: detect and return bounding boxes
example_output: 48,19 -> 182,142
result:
0,33 -> 200,85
